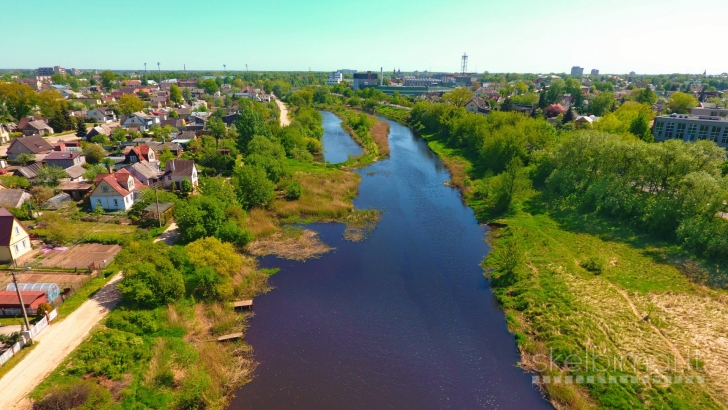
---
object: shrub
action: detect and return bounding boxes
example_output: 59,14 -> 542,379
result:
33,380 -> 110,410
580,256 -> 605,274
285,181 -> 302,200
37,302 -> 53,317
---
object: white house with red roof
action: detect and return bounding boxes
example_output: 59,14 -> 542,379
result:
89,169 -> 145,211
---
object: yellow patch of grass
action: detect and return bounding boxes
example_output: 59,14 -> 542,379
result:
246,209 -> 278,238
270,170 -> 360,220
371,118 -> 390,157
246,227 -> 332,261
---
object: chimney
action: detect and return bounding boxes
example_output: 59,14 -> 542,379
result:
169,160 -> 175,172
380,67 -> 383,86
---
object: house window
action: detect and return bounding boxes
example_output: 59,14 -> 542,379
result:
721,128 -> 728,144
676,123 -> 686,139
114,199 -> 118,206
711,126 -> 721,142
14,226 -> 19,235
23,240 -> 27,248
664,122 -> 675,139
686,124 -> 697,140
14,244 -> 18,252
130,155 -> 137,163
102,186 -> 109,193
654,121 -> 665,137
698,125 -> 709,140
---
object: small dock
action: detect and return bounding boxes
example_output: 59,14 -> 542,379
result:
217,332 -> 243,342
233,299 -> 253,312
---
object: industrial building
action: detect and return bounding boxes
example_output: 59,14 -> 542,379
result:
353,72 -> 379,90
570,66 -> 584,75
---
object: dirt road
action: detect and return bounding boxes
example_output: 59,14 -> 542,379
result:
0,273 -> 123,409
273,95 -> 291,127
153,222 -> 179,245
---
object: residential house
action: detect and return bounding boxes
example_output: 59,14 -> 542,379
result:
0,189 -> 31,209
0,208 -> 32,263
13,163 -> 42,180
123,144 -> 156,163
90,169 -> 145,211
64,164 -> 87,182
126,161 -> 161,186
464,98 -> 487,114
21,120 -> 54,136
221,113 -> 237,126
149,141 -> 183,156
575,115 -> 599,129
54,141 -> 82,151
120,112 -> 160,131
43,151 -> 86,169
73,98 -> 102,107
87,107 -> 117,123
7,135 -> 54,159
85,124 -> 113,141
162,159 -> 198,190
0,123 -> 16,144
160,118 -> 184,129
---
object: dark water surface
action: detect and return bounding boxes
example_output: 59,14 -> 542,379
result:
320,111 -> 362,163
230,118 -> 551,409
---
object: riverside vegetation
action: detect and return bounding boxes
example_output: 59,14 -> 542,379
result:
28,86 -> 386,409
370,100 -> 728,409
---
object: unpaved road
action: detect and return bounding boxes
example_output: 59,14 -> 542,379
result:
0,273 -> 123,410
153,222 -> 179,245
273,95 -> 291,127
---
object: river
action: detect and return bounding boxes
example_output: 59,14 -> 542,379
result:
320,111 -> 362,163
229,116 -> 551,409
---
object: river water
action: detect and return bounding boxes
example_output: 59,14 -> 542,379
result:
320,111 -> 363,163
229,116 -> 551,409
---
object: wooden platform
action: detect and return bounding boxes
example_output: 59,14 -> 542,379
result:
217,332 -> 243,342
233,299 -> 253,311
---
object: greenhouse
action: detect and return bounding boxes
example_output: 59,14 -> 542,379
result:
6,283 -> 60,302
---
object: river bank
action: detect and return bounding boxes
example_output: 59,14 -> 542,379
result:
378,106 -> 728,409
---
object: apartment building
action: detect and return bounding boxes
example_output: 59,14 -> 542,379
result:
653,113 -> 728,147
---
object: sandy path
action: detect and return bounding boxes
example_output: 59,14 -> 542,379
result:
0,273 -> 123,409
273,95 -> 291,127
153,222 -> 179,245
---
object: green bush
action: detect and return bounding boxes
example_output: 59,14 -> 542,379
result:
285,181 -> 302,200
580,256 -> 605,274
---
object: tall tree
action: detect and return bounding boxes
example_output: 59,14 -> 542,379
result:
667,92 -> 699,114
100,70 -> 116,90
442,87 -> 474,107
234,108 -> 269,154
170,84 -> 182,104
589,92 -> 616,116
118,94 -> 144,115
0,82 -> 37,120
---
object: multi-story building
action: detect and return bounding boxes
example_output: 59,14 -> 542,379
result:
691,106 -> 728,117
653,113 -> 728,147
590,69 -> 599,76
403,76 -> 440,87
37,66 -> 65,76
326,71 -> 343,85
339,69 -> 357,75
353,72 -> 378,90
570,66 -> 584,76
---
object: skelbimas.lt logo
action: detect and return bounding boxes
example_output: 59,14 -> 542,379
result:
529,347 -> 705,386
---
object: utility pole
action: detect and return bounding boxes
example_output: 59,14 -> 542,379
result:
10,270 -> 31,334
154,184 -> 162,228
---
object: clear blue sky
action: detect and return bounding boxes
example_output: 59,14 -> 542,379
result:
3,0 -> 727,74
